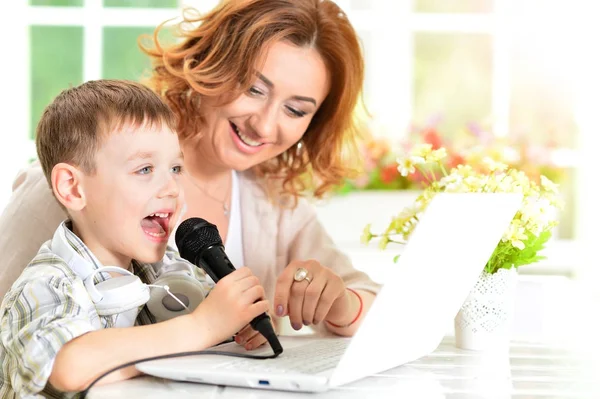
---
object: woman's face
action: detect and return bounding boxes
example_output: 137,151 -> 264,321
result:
196,40 -> 330,172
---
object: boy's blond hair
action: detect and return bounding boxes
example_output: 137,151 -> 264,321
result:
35,79 -> 177,185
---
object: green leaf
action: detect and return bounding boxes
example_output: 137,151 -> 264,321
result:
486,229 -> 553,273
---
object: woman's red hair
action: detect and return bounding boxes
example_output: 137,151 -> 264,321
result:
140,0 -> 366,199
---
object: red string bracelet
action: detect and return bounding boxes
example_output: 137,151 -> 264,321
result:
326,288 -> 363,328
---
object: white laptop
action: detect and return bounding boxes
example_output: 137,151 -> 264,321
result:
136,192 -> 522,392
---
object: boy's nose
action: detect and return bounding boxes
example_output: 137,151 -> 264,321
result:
158,173 -> 180,198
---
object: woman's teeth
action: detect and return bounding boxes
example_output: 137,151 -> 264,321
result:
233,124 -> 262,147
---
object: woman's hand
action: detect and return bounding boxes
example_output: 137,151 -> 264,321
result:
273,259 -> 353,330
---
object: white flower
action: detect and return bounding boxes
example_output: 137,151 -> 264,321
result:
397,157 -> 416,177
501,147 -> 520,163
411,143 -> 433,158
540,175 -> 559,194
502,222 -> 528,250
396,202 -> 421,220
509,169 -> 529,187
402,220 -> 415,234
410,155 -> 426,165
464,175 -> 483,191
428,148 -> 447,162
512,240 -> 526,250
371,144 -> 562,275
482,157 -> 508,172
454,164 -> 474,177
439,175 -> 463,192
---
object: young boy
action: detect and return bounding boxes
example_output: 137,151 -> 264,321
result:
0,80 -> 270,398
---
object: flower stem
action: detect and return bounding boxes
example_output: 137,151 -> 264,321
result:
416,166 -> 433,184
388,238 -> 407,245
440,163 -> 448,177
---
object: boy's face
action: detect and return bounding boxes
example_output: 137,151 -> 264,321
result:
78,123 -> 184,267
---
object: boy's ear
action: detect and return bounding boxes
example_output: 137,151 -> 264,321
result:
51,163 -> 86,211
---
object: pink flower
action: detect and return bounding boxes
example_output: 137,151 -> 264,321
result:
352,174 -> 370,189
422,128 -> 444,150
380,164 -> 400,183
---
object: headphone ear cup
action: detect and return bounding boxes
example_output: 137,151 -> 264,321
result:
147,273 -> 207,322
93,275 -> 150,316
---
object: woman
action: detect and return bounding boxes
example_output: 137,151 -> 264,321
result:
0,0 -> 379,350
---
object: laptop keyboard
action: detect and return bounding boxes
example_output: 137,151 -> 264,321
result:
216,339 -> 350,375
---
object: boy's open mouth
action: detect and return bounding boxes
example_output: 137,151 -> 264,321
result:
141,212 -> 171,238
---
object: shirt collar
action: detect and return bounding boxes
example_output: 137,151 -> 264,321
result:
50,220 -> 158,284
51,220 -> 108,282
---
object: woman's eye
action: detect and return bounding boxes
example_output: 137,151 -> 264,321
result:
137,166 -> 152,175
286,106 -> 307,118
248,86 -> 264,96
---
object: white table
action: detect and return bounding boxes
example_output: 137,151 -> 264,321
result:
89,275 -> 600,398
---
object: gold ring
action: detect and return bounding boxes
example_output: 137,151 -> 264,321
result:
294,267 -> 312,284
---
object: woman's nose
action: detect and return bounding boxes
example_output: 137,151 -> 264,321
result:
249,104 -> 278,140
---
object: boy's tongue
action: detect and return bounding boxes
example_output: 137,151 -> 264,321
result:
141,217 -> 166,235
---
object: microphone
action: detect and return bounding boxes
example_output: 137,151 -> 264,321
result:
175,217 -> 282,355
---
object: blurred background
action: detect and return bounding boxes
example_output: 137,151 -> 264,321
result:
0,0 -> 597,282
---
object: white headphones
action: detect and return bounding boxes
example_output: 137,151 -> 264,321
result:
84,266 -> 150,316
147,261 -> 208,321
53,221 -> 208,324
82,261 -> 208,323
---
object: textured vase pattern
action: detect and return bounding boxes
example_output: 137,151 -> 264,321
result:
454,268 -> 518,351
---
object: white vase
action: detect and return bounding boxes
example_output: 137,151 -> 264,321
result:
454,268 -> 518,351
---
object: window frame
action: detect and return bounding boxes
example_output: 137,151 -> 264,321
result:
2,0 -> 587,276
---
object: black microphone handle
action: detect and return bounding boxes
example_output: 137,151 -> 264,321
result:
194,245 -> 273,334
194,244 -> 236,282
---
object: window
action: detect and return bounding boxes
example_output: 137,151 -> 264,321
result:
0,0 -> 209,209
343,0 -> 587,277
1,0 -> 591,277
30,26 -> 84,140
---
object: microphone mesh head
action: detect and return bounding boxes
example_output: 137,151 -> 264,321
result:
175,218 -> 223,262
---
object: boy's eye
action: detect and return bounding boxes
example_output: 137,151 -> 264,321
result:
171,165 -> 183,174
137,166 -> 152,175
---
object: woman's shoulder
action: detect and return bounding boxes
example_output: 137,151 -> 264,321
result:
4,160 -> 63,220
10,160 -> 49,194
238,170 -> 317,229
238,170 -> 313,210
237,170 -> 267,195
0,161 -> 67,298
